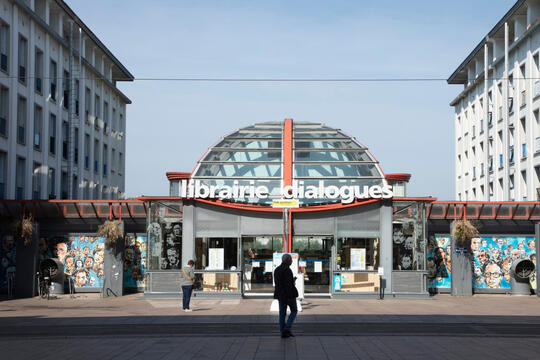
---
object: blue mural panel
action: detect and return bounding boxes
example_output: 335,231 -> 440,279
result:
56,235 -> 105,288
427,235 -> 451,289
123,234 -> 147,289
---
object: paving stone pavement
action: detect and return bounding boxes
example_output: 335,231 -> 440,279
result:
2,294 -> 540,359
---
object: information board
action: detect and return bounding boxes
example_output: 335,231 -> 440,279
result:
350,248 -> 366,270
208,248 -> 224,270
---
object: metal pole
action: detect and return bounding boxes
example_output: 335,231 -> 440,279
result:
283,208 -> 288,253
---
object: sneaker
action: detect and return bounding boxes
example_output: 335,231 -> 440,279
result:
284,330 -> 295,337
281,332 -> 290,338
183,309 -> 192,312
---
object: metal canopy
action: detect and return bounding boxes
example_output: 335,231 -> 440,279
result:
427,202 -> 540,222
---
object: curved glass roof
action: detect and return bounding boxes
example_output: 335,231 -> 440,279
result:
191,121 -> 386,205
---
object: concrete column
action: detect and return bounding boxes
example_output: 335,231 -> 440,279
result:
450,222 -> 473,296
102,221 -> 124,297
380,202 -> 393,294
182,202 -> 195,267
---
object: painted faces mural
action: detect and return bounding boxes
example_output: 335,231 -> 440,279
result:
428,235 -> 536,290
0,235 -> 16,290
123,235 -> 147,289
61,235 -> 105,288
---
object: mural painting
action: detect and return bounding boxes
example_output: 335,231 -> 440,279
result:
124,234 -> 147,289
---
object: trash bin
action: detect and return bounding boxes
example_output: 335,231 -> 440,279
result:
40,258 -> 65,295
510,258 -> 535,295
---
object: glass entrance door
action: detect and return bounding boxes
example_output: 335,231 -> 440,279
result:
292,236 -> 333,293
242,236 -> 283,294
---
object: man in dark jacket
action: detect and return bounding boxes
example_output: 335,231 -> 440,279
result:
274,253 -> 298,338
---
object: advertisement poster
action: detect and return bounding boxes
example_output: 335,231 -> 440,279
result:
333,274 -> 342,291
350,248 -> 366,270
208,248 -> 224,270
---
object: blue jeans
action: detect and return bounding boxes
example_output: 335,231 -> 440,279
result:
181,285 -> 193,310
278,298 -> 298,334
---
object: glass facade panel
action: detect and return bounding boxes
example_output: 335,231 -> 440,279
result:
227,131 -> 282,138
215,139 -> 282,149
203,151 -> 281,162
294,131 -> 348,139
294,163 -> 380,177
294,140 -> 364,149
195,237 -> 238,270
195,163 -> 281,177
336,238 -> 379,270
294,151 -> 372,162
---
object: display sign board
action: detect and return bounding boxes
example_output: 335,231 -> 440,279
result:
272,199 -> 300,208
378,267 -> 384,276
350,248 -> 366,270
208,248 -> 224,270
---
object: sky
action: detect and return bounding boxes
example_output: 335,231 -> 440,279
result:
66,0 -> 517,200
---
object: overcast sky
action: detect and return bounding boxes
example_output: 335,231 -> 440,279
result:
66,0 -> 516,200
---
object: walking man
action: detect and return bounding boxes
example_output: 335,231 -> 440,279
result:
180,259 -> 195,312
274,254 -> 298,338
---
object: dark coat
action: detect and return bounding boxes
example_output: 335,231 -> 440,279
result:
273,263 -> 298,300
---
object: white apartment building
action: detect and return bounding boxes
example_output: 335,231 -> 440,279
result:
449,0 -> 540,201
0,0 -> 132,200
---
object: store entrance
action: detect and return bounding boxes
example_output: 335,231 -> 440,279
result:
242,236 -> 283,294
292,236 -> 333,294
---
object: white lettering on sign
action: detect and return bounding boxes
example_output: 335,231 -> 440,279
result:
180,180 -> 393,203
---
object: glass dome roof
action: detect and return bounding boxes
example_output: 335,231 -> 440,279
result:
191,121 -> 386,205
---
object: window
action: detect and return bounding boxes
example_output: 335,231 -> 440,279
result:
35,48 -> 43,93
481,163 -> 484,176
60,171 -> 68,199
510,174 -> 515,190
103,101 -> 109,134
94,139 -> 99,173
480,119 -> 484,132
522,170 -> 527,197
119,152 -> 123,175
523,143 -> 527,158
472,125 -> 476,137
49,113 -> 56,155
0,151 -> 6,199
74,80 -> 79,116
499,154 -> 503,167
489,156 -> 493,171
85,87 -> 90,123
111,148 -> 116,173
337,238 -> 379,270
18,35 -> 27,83
16,157 -> 25,199
0,86 -> 7,136
195,237 -> 238,270
489,182 -> 493,196
48,167 -> 55,199
0,22 -> 8,72
17,96 -> 26,144
32,162 -> 41,199
521,90 -> 526,106
103,144 -> 107,176
62,69 -> 69,109
34,105 -> 42,150
49,60 -> 57,101
62,121 -> 68,160
74,128 -> 79,164
94,94 -> 100,119
473,166 -> 476,178
84,133 -> 90,169
112,108 -> 116,130
510,146 -> 514,163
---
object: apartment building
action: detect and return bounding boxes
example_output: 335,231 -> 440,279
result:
449,0 -> 540,201
0,0 -> 132,200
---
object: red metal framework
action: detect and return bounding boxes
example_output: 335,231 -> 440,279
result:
0,199 -> 148,221
426,201 -> 540,221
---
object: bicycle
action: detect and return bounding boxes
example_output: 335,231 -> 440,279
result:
37,271 -> 51,300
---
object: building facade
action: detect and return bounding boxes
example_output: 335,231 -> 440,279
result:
449,0 -> 540,201
0,0 -> 132,200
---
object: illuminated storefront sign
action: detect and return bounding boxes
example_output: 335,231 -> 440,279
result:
179,179 -> 393,203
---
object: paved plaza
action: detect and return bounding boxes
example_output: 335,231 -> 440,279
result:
1,294 -> 540,359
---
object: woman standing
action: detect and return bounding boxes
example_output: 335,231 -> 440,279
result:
180,260 -> 195,312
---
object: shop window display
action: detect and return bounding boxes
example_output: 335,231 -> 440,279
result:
392,202 -> 426,271
195,237 -> 238,270
336,238 -> 379,270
